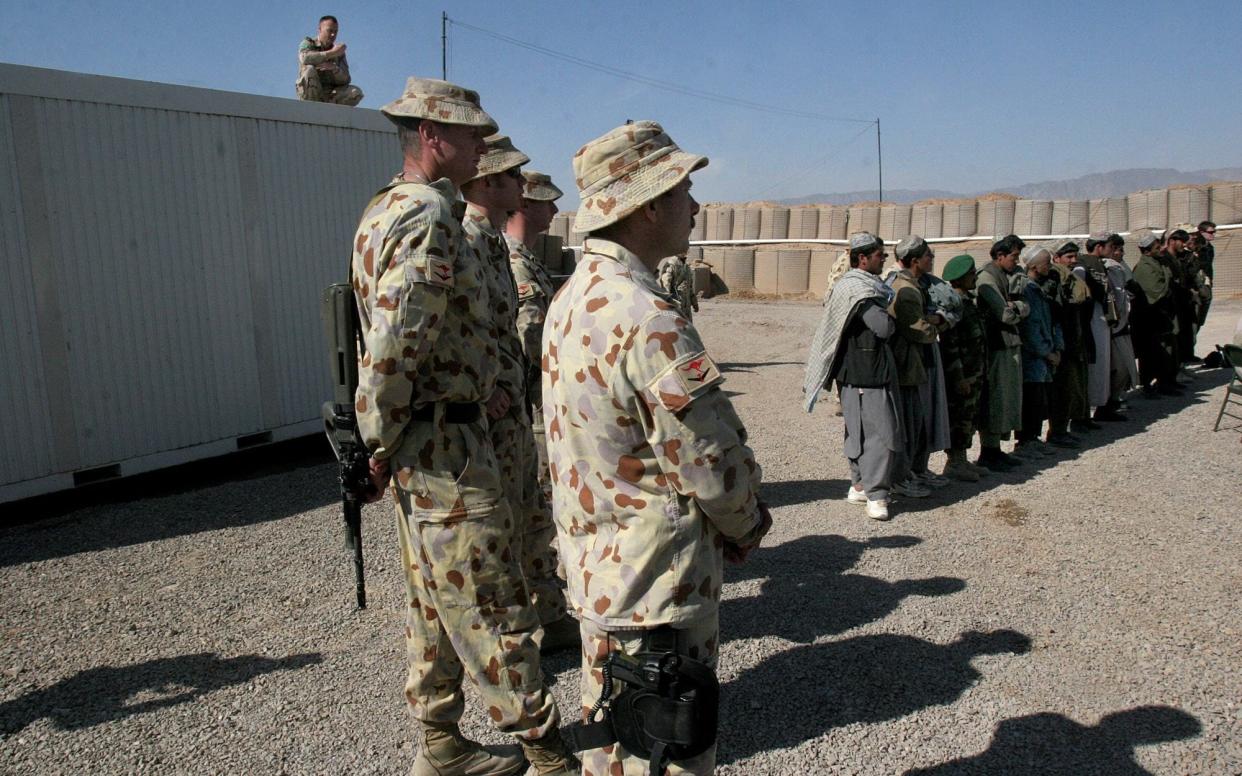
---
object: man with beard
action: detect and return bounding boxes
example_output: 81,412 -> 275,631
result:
806,232 -> 900,519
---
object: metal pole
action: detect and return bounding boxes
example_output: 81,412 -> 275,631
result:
441,12 -> 447,80
876,118 -> 883,202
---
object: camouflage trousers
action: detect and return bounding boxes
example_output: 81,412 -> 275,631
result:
580,617 -> 719,776
295,65 -> 363,105
392,415 -> 558,740
946,385 -> 981,452
491,407 -> 566,626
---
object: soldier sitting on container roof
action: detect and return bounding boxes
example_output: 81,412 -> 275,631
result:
296,15 -> 363,106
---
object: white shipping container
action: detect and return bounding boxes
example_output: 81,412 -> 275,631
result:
0,64 -> 396,502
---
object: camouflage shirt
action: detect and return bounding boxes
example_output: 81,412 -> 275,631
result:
298,37 -> 350,85
463,204 -> 524,406
939,290 -> 987,387
542,238 -> 764,629
506,235 -> 555,401
351,176 -> 499,459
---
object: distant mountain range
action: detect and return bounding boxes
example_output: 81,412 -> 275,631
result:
777,167 -> 1242,205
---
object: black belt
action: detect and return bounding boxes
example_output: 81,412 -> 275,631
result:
411,402 -> 482,424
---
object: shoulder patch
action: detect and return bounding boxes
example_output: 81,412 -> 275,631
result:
427,256 -> 454,288
648,351 -> 723,413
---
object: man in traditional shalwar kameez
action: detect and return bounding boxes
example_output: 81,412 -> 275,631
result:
805,232 -> 899,520
975,235 -> 1030,471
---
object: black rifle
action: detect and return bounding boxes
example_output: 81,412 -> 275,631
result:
320,283 -> 369,609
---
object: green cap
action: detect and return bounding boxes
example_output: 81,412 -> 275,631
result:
942,254 -> 976,282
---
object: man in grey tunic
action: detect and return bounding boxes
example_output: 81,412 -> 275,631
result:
805,232 -> 899,520
976,235 -> 1030,470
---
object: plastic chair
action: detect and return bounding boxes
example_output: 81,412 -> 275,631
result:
1213,344 -> 1242,432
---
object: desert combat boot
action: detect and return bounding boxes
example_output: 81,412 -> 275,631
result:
412,722 -> 525,776
519,731 -> 580,776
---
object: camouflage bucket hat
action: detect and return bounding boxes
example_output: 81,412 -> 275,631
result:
471,134 -> 529,181
522,170 -> 563,202
380,76 -> 498,134
572,120 -> 708,233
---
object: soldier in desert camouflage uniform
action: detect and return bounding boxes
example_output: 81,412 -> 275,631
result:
461,138 -> 577,655
657,254 -> 697,319
296,16 -> 363,105
504,171 -> 563,505
543,121 -> 772,776
350,77 -> 576,776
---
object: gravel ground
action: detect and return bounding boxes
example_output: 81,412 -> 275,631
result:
2,300 -> 1239,775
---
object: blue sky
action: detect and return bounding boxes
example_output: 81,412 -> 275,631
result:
3,1 -> 1239,207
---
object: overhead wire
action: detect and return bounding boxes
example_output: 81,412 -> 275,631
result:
445,17 -> 874,125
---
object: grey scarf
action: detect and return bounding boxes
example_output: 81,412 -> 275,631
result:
803,268 -> 893,412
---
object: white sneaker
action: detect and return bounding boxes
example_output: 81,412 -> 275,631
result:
912,471 -> 950,489
891,479 -> 931,498
845,486 -> 868,505
866,499 -> 891,520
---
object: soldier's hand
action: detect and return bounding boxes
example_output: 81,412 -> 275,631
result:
485,390 -> 511,420
365,457 -> 391,503
726,502 -> 773,565
956,379 -> 972,396
1046,352 -> 1062,368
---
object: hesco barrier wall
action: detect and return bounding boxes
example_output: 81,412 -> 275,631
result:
0,64 -> 396,503
554,183 -> 1232,297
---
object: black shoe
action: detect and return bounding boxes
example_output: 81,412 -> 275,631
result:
1185,355 -> 1203,364
1047,432 -> 1081,449
976,449 -> 1020,472
1157,383 -> 1185,396
1071,419 -> 1102,433
1093,408 -> 1128,422
1141,386 -> 1160,399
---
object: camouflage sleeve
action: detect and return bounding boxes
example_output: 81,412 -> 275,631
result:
356,219 -> 453,460
939,328 -> 964,385
298,39 -> 332,66
513,277 -> 547,368
626,311 -> 763,542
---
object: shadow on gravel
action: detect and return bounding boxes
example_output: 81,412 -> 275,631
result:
902,705 -> 1201,775
761,479 -> 852,508
0,436 -> 338,568
0,651 -> 323,734
722,535 -> 964,642
717,630 -> 1031,765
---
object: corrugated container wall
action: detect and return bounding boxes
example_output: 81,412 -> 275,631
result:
0,65 -> 396,502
